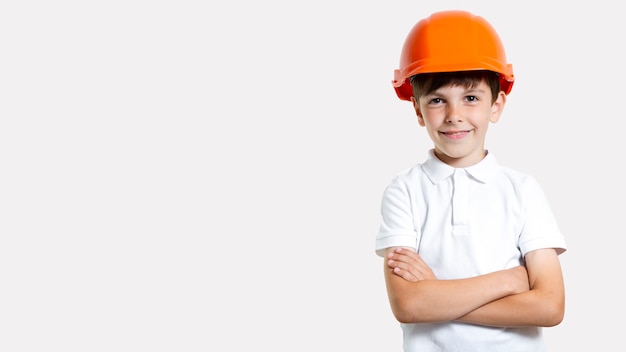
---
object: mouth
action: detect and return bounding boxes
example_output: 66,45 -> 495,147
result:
440,130 -> 471,140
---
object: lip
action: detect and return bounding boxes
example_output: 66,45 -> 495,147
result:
440,130 -> 471,140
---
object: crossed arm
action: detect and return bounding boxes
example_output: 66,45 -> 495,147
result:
384,247 -> 565,327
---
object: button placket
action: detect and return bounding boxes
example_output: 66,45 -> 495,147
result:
452,169 -> 469,235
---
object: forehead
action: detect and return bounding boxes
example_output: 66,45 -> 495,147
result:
430,79 -> 490,94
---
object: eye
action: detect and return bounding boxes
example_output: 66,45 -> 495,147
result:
428,97 -> 443,105
465,95 -> 478,102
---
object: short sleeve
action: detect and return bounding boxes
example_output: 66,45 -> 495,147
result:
518,176 -> 567,256
375,177 -> 419,257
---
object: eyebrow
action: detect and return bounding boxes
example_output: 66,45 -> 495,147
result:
464,87 -> 487,93
427,86 -> 487,96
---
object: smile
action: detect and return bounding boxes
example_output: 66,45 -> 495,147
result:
440,130 -> 471,139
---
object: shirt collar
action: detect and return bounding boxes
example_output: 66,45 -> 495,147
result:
421,149 -> 500,184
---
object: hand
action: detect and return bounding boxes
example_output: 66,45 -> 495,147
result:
387,247 -> 437,282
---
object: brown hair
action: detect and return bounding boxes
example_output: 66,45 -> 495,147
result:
409,70 -> 501,104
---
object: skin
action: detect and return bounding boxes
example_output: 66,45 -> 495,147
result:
383,80 -> 565,327
412,80 -> 502,168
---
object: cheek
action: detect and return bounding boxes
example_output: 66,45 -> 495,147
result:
423,121 -> 442,137
422,116 -> 441,129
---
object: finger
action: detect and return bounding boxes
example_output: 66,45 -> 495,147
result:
392,266 -> 418,282
392,248 -> 421,262
389,250 -> 437,280
392,250 -> 431,271
389,259 -> 425,281
390,252 -> 422,268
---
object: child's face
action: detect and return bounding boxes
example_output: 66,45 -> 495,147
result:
412,80 -> 506,168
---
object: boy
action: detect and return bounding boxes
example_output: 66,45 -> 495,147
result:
375,10 -> 567,351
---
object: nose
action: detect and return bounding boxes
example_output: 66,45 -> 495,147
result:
446,103 -> 464,123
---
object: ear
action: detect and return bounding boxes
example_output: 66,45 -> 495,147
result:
411,96 -> 426,127
489,91 -> 507,123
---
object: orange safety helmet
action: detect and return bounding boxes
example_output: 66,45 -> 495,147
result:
392,10 -> 515,101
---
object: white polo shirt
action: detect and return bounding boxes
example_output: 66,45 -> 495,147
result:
375,149 -> 567,351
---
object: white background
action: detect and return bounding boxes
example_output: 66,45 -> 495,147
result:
0,1 -> 621,351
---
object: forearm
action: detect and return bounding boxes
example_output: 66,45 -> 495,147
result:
457,288 -> 564,327
457,249 -> 565,327
385,265 -> 524,324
